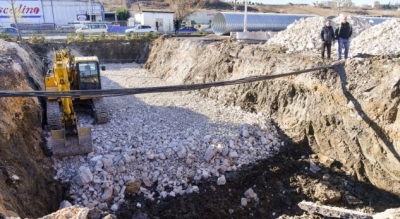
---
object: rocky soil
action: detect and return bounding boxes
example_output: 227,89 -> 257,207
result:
144,36 -> 400,216
268,15 -> 372,54
1,17 -> 400,218
0,39 -> 64,218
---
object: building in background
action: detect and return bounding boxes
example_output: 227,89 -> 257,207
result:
373,1 -> 381,8
319,1 -> 333,8
361,4 -> 373,8
132,10 -> 174,33
0,0 -> 105,29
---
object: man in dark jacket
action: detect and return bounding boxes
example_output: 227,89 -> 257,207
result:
320,19 -> 335,60
336,15 -> 352,60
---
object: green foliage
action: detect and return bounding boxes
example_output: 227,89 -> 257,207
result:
87,34 -> 97,42
28,34 -> 45,43
99,32 -> 106,40
142,32 -> 160,40
116,8 -> 131,21
124,32 -> 159,40
0,34 -> 15,41
77,32 -> 85,41
196,30 -> 206,35
66,32 -> 159,43
125,32 -> 138,40
66,33 -> 76,43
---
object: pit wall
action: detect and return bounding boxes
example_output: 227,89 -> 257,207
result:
144,37 -> 400,196
0,41 -> 63,217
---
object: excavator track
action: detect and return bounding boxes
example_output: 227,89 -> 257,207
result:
93,98 -> 109,124
46,100 -> 63,130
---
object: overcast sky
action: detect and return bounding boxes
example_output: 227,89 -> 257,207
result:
249,0 -> 391,6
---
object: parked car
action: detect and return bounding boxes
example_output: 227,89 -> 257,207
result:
75,24 -> 108,34
178,27 -> 198,34
200,25 -> 214,34
125,25 -> 156,34
56,24 -> 75,30
0,27 -> 19,38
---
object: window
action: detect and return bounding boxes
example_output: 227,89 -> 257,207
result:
78,62 -> 99,83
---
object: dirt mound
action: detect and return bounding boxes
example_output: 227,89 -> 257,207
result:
351,19 -> 400,55
0,40 -> 63,217
144,37 -> 400,213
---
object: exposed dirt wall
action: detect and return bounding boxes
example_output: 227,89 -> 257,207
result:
0,41 -> 63,218
29,39 -> 151,64
144,37 -> 400,197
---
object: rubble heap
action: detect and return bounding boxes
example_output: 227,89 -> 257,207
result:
52,64 -> 284,211
267,16 -> 371,54
351,19 -> 400,55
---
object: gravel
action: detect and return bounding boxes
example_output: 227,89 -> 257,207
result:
351,19 -> 400,55
51,63 -> 283,210
267,15 -> 400,56
267,15 -> 371,54
49,15 -> 399,212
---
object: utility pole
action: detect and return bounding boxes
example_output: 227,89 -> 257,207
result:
9,0 -> 22,40
137,0 -> 141,12
89,0 -> 92,22
243,0 -> 248,32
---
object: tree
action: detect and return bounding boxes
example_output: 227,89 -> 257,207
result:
116,8 -> 130,21
7,0 -> 22,40
165,0 -> 206,20
331,0 -> 353,15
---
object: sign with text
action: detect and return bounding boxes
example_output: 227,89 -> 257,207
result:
0,0 -> 43,22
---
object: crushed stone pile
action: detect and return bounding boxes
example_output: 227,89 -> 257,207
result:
51,63 -> 284,211
267,16 -> 371,54
351,19 -> 400,55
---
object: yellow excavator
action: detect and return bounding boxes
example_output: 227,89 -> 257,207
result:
45,48 -> 108,158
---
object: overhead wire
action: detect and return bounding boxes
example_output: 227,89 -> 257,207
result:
0,64 -> 339,98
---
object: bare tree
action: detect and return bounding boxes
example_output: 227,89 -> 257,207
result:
7,0 -> 22,40
165,0 -> 206,20
331,0 -> 353,15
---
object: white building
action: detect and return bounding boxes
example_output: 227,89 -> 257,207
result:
0,0 -> 104,29
373,1 -> 380,8
320,1 -> 333,7
132,10 -> 174,33
361,4 -> 372,8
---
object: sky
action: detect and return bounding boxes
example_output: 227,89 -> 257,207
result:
246,1 -> 391,6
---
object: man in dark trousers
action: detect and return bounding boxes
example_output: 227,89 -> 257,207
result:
174,20 -> 179,35
336,15 -> 352,60
320,19 -> 335,60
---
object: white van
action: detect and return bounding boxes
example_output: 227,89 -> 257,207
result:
76,23 -> 108,34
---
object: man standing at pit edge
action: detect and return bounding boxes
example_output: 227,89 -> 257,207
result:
320,19 -> 335,60
336,15 -> 352,60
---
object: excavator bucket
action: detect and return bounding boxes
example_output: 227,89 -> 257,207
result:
51,127 -> 93,158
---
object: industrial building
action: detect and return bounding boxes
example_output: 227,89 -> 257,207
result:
0,0 -> 105,29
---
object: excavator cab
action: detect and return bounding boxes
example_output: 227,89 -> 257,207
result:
77,62 -> 101,90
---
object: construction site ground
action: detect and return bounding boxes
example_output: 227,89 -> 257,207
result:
0,1 -> 398,217
1,29 -> 400,218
